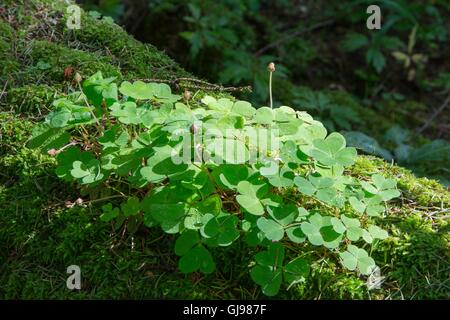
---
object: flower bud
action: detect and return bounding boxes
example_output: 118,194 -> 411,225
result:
47,148 -> 60,156
190,123 -> 198,134
74,72 -> 82,83
267,62 -> 276,73
183,90 -> 191,102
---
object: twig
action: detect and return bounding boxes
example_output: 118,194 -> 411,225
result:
254,19 -> 334,57
417,92 -> 450,134
137,77 -> 252,93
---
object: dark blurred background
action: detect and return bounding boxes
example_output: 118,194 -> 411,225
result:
77,0 -> 450,184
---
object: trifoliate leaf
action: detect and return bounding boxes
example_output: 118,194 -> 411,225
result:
175,230 -> 199,256
340,245 -> 376,275
100,203 -> 120,222
119,80 -> 153,100
178,245 -> 215,274
284,258 -> 310,285
120,196 -> 140,216
311,132 -> 357,166
257,217 -> 284,241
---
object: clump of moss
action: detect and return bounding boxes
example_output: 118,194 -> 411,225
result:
0,20 -> 20,80
28,40 -> 122,82
374,212 -> 449,299
63,13 -> 191,80
353,156 -> 450,207
3,84 -> 57,114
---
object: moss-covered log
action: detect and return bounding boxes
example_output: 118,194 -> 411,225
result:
0,0 -> 448,299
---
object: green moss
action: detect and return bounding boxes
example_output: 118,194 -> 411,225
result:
3,85 -> 58,114
375,212 -> 449,299
64,13 -> 190,80
0,19 -> 20,79
353,156 -> 450,207
28,40 -> 122,82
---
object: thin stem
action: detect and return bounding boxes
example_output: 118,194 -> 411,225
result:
269,71 -> 273,109
77,82 -> 102,130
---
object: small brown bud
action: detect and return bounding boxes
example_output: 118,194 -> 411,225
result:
267,62 -> 276,73
190,123 -> 198,134
183,90 -> 192,102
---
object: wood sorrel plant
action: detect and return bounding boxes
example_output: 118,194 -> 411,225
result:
28,71 -> 400,296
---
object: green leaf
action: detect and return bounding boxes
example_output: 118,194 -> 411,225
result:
236,181 -> 268,215
267,204 -> 298,226
362,174 -> 400,201
175,230 -> 199,256
255,242 -> 285,268
232,100 -> 256,118
205,137 -> 250,164
342,33 -> 369,52
83,71 -> 117,107
120,197 -> 140,216
368,225 -> 388,240
284,258 -> 310,285
367,48 -> 386,73
196,195 -> 222,215
140,145 -> 189,183
178,245 -> 215,274
250,265 -> 282,296
48,110 -> 71,128
255,107 -> 274,124
293,176 -> 315,196
340,245 -> 376,275
149,83 -> 181,103
339,250 -> 358,270
349,196 -> 366,213
257,217 -> 284,241
236,195 -> 265,216
300,221 -> 323,246
286,226 -> 306,243
330,217 -> 346,234
119,80 -> 153,100
311,132 -> 357,167
109,101 -> 144,124
341,215 -> 362,241
70,153 -> 104,184
251,243 -> 285,296
266,166 -> 295,188
362,229 -> 373,244
100,203 -> 120,222
202,214 -> 240,246
202,96 -> 233,112
213,164 -> 249,190
27,124 -> 70,151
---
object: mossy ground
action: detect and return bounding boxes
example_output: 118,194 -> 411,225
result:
0,0 -> 448,299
